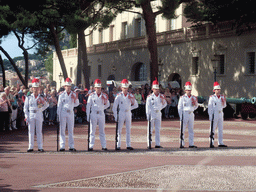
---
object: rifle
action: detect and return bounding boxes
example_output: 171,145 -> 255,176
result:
115,105 -> 119,150
180,113 -> 184,148
210,113 -> 214,147
148,115 -> 152,149
56,120 -> 59,151
88,114 -> 91,151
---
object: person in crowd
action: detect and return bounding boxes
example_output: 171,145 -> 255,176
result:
10,87 -> 18,130
24,78 -> 49,152
0,92 -> 11,131
208,81 -> 227,148
169,90 -> 178,118
86,79 -> 110,151
178,81 -> 198,148
48,90 -> 58,125
57,78 -> 79,152
112,79 -> 138,150
164,88 -> 172,119
146,78 -> 167,149
134,88 -> 142,119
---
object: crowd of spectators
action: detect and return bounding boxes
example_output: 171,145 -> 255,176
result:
0,82 -> 183,132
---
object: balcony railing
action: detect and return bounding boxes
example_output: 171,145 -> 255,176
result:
54,21 -> 256,58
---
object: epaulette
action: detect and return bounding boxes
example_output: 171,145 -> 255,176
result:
89,92 -> 95,96
147,93 -> 153,98
102,92 -> 108,98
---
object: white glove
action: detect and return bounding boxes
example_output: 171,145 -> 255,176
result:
209,116 -> 212,121
147,115 -> 150,121
87,114 -> 90,122
25,117 -> 30,124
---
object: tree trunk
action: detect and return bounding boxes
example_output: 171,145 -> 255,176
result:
78,30 -> 90,89
0,46 -> 27,88
141,0 -> 158,85
13,31 -> 29,87
49,22 -> 68,79
0,55 -> 6,87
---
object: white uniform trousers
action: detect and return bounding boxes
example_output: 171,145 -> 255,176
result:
117,111 -> 132,148
28,118 -> 43,149
59,112 -> 75,149
181,112 -> 195,146
89,112 -> 106,148
210,112 -> 224,145
147,118 -> 161,147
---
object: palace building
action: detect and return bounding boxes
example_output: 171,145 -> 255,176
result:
53,2 -> 256,99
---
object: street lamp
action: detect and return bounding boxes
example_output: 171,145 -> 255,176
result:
58,72 -> 63,88
211,55 -> 220,82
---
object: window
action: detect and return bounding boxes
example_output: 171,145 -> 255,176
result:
109,25 -> 114,42
121,22 -> 128,39
98,65 -> 102,77
135,18 -> 142,37
192,57 -> 199,75
139,64 -> 147,81
247,52 -> 255,74
166,19 -> 175,31
98,28 -> 103,44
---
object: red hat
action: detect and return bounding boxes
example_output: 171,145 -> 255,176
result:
121,79 -> 129,88
184,81 -> 192,91
94,79 -> 102,88
64,78 -> 72,86
32,78 -> 40,88
84,88 -> 88,92
213,82 -> 221,90
152,77 -> 159,89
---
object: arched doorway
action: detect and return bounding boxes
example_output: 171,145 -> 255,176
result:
131,62 -> 147,81
168,73 -> 182,87
107,74 -> 115,80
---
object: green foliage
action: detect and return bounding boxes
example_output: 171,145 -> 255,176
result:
44,53 -> 53,74
183,0 -> 256,33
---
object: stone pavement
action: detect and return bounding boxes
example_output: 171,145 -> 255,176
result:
1,117 -> 256,192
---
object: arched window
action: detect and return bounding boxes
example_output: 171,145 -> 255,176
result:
134,63 -> 147,81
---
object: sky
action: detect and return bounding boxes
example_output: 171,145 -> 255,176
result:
0,33 -> 36,60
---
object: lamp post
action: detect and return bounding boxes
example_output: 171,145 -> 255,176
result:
58,72 -> 63,89
211,55 -> 219,82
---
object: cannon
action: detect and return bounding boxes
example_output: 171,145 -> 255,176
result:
197,96 -> 256,120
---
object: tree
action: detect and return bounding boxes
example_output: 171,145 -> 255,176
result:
109,0 -> 184,84
183,0 -> 256,34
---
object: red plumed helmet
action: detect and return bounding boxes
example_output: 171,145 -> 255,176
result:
64,77 -> 72,86
32,78 -> 40,87
184,81 -> 192,90
121,79 -> 129,88
213,81 -> 221,90
152,77 -> 159,89
94,79 -> 102,88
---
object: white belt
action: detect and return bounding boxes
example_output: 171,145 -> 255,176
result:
92,111 -> 103,114
63,108 -> 71,113
154,110 -> 160,113
120,109 -> 129,112
30,110 -> 37,113
184,111 -> 193,114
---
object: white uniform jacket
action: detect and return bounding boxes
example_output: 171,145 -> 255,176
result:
57,90 -> 79,117
178,94 -> 198,118
112,92 -> 138,119
24,94 -> 49,122
208,94 -> 226,120
86,92 -> 110,118
146,93 -> 167,120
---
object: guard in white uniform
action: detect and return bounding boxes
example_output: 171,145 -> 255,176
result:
178,82 -> 198,148
208,82 -> 227,148
146,78 -> 167,148
87,79 -> 110,151
24,78 -> 49,152
57,78 -> 79,151
112,79 -> 138,150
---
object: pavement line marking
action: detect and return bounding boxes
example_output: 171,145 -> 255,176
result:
34,164 -> 256,191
